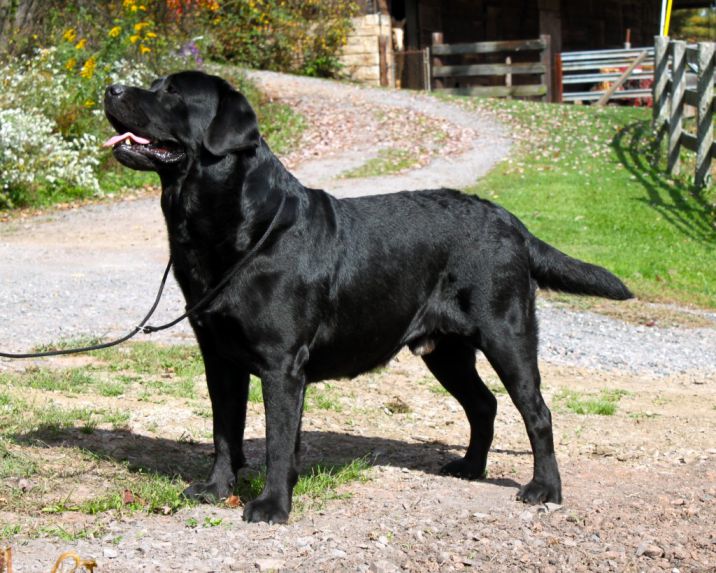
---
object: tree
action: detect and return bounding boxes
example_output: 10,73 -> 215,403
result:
670,8 -> 716,42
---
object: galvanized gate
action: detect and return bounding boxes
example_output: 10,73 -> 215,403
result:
559,47 -> 655,104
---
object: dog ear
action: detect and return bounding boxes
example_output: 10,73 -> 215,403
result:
203,82 -> 260,156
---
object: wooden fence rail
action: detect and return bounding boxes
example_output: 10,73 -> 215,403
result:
428,35 -> 554,101
653,36 -> 716,188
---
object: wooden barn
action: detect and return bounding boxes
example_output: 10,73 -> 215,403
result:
341,0 -> 705,87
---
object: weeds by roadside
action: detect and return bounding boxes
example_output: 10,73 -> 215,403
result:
554,388 -> 630,416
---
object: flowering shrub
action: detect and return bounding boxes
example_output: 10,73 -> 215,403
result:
0,0 -> 322,209
206,0 -> 359,77
0,108 -> 100,208
0,0 -> 211,208
0,43 -> 160,207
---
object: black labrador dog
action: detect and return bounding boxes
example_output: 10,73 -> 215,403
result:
104,71 -> 632,523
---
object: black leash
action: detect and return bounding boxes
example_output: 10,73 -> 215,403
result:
0,195 -> 286,359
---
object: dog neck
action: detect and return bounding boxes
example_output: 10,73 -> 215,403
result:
159,139 -> 299,289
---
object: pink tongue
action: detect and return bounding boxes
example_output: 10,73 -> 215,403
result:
103,132 -> 151,148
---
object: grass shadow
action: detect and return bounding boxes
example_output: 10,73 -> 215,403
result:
611,120 -> 716,244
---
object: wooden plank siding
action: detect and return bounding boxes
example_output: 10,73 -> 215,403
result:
342,0 -> 661,88
428,35 -> 553,101
432,62 -> 546,78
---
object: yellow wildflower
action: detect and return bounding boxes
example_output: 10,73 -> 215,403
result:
65,58 -> 77,71
146,31 -> 157,39
75,38 -> 87,50
122,0 -> 136,7
109,26 -> 122,38
80,57 -> 96,79
139,45 -> 151,54
129,35 -> 140,44
63,28 -> 77,42
134,22 -> 149,32
84,99 -> 95,108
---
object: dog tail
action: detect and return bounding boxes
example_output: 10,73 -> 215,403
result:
526,234 -> 633,300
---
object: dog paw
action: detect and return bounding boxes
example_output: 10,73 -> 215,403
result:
243,498 -> 290,524
516,479 -> 562,505
440,458 -> 487,480
182,481 -> 232,503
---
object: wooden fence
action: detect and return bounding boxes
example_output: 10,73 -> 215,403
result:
428,35 -> 554,102
653,36 -> 715,188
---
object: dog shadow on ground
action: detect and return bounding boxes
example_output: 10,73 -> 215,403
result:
15,426 -> 524,492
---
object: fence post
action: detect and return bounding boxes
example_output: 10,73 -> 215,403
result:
378,35 -> 389,87
431,32 -> 444,91
423,47 -> 432,92
554,53 -> 563,103
653,36 -> 669,131
695,41 -> 715,189
540,33 -> 553,102
667,40 -> 686,176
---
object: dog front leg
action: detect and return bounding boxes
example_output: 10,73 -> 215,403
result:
243,365 -> 306,524
184,343 -> 249,503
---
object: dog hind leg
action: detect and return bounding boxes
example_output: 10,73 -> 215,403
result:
481,324 -> 562,505
422,337 -> 497,479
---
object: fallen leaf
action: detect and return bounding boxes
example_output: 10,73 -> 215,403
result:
226,495 -> 242,508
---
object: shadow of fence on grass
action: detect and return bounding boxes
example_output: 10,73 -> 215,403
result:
611,120 -> 716,244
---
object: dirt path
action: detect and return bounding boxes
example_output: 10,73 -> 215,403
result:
0,72 -> 715,573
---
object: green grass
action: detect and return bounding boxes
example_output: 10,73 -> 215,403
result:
68,474 -> 190,515
1,343 -> 203,405
235,457 -> 370,513
31,525 -> 104,542
95,342 -> 202,400
463,98 -> 716,308
0,524 -> 22,539
13,367 -> 98,394
94,342 -> 202,375
247,379 -> 344,412
341,147 -> 421,179
555,388 -> 630,416
305,383 -> 343,412
0,442 -> 37,479
248,376 -> 263,403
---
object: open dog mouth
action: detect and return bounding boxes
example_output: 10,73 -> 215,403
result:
103,117 -> 185,165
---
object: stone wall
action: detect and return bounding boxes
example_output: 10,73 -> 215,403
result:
340,14 -> 394,86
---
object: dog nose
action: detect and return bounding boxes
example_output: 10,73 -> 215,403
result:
106,84 -> 126,97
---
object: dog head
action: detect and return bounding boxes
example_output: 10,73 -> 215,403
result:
103,71 -> 260,172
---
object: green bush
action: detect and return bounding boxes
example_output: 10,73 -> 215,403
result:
0,0 -> 214,208
205,0 -> 359,77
